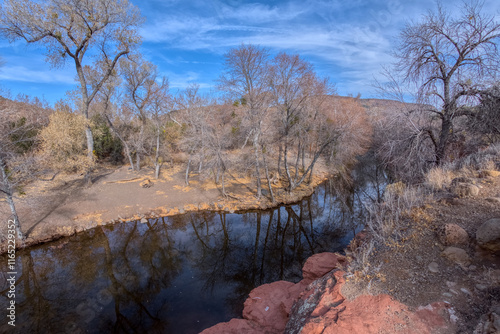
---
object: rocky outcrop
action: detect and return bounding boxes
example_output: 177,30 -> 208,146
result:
242,281 -> 305,333
476,218 -> 500,252
202,251 -> 454,334
302,252 -> 347,283
287,270 -> 454,334
200,252 -> 345,334
438,224 -> 469,246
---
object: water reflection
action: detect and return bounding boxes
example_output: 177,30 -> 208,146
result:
0,159 -> 385,334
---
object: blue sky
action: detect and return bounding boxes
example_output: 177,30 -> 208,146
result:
0,0 -> 499,105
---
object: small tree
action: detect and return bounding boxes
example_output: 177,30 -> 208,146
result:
0,96 -> 50,239
0,0 -> 143,183
121,56 -> 170,173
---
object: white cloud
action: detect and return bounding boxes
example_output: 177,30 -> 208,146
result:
0,65 -> 75,84
162,70 -> 213,90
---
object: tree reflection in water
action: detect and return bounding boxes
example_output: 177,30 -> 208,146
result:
0,159 -> 386,334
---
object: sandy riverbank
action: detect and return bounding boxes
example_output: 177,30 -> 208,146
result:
0,163 -> 332,253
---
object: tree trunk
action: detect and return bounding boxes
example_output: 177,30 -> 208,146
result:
0,155 -> 24,239
154,129 -> 161,179
75,60 -> 94,185
262,148 -> 275,203
301,145 -> 306,170
221,169 -> 226,196
104,114 -> 134,170
277,144 -> 282,175
436,79 -> 453,166
294,141 -> 301,183
283,140 -> 293,192
125,145 -> 134,171
436,116 -> 452,165
253,133 -> 262,199
136,152 -> 141,171
198,158 -> 203,174
84,125 -> 94,185
185,158 -> 191,185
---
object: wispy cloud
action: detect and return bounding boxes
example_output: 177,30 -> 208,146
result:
162,70 -> 213,90
1,0 -> 497,103
0,65 -> 75,84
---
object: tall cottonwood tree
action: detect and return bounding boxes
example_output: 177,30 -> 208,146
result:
218,44 -> 271,198
0,0 -> 143,183
394,1 -> 500,165
269,53 -> 334,191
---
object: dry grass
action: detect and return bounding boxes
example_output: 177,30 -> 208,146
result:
347,183 -> 429,286
425,166 -> 455,191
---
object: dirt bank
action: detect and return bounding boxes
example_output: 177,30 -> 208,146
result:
341,170 -> 500,333
0,163 -> 331,254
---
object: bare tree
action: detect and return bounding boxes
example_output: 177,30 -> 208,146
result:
121,56 -> 169,172
393,0 -> 500,165
218,44 -> 271,198
0,0 -> 143,183
0,96 -> 50,239
269,53 -> 334,191
87,68 -> 138,169
176,85 -> 212,186
149,79 -> 172,179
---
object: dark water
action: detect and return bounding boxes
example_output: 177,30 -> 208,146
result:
0,157 -> 385,334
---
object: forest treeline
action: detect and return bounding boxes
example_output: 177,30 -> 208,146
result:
0,45 -> 372,194
0,0 -> 499,240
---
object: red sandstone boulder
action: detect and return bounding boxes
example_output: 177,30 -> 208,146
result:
302,252 -> 347,283
288,270 -> 454,334
199,318 -> 262,334
242,280 -> 304,333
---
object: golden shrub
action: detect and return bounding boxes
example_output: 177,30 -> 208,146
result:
39,111 -> 94,173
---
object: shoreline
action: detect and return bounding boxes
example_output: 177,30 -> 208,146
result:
0,166 -> 332,255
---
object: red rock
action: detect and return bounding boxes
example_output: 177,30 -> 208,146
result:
242,280 -> 302,333
415,302 -> 453,328
199,318 -> 262,334
300,294 -> 452,334
302,252 -> 347,283
347,230 -> 370,252
288,270 -> 454,334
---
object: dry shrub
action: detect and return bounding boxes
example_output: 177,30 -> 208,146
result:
39,111 -> 94,173
450,142 -> 500,171
348,184 -> 428,284
425,166 -> 455,191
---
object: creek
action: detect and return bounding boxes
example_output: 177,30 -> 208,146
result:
0,155 -> 386,334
